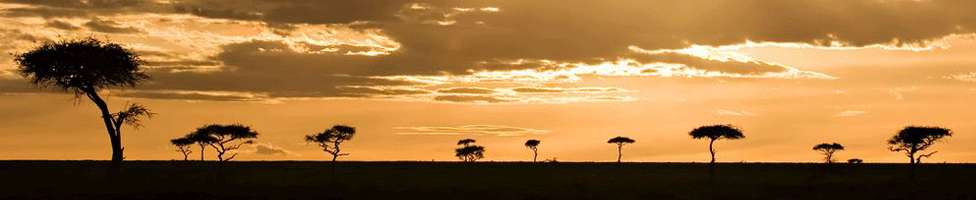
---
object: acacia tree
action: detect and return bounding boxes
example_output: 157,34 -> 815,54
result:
689,124 -> 745,164
305,125 -> 356,162
888,126 -> 952,165
455,138 -> 485,162
607,136 -> 635,163
185,131 -> 218,161
812,143 -> 845,163
191,124 -> 259,162
524,139 -> 541,162
15,38 -> 150,166
170,137 -> 194,161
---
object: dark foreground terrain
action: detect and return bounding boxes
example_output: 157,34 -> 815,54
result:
1,161 -> 974,200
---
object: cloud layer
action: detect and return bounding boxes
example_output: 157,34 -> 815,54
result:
1,0 -> 974,103
393,125 -> 550,136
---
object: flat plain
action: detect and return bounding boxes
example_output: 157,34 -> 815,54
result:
1,161 -> 974,200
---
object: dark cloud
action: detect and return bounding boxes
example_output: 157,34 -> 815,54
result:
83,18 -> 141,33
513,87 -> 624,94
131,40 -> 419,99
436,87 -> 495,94
512,87 -> 563,93
393,125 -> 549,136
112,90 -> 266,102
433,95 -> 512,103
629,52 -> 788,75
335,86 -> 430,97
44,19 -> 79,30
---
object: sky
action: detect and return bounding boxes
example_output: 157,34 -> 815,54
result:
0,0 -> 974,163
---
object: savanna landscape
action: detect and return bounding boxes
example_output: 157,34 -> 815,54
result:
2,0 -> 976,199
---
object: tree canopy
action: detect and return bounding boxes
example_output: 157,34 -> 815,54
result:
191,124 -> 259,161
607,136 -> 635,144
524,139 -> 540,148
458,138 -> 477,146
15,38 -> 147,95
689,125 -> 745,140
813,143 -> 845,151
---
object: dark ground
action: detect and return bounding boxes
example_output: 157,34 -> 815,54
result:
1,161 -> 974,200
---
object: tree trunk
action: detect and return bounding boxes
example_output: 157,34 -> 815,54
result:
532,149 -> 538,163
616,144 -> 622,163
708,139 -> 716,164
85,90 -> 122,167
199,144 -> 206,161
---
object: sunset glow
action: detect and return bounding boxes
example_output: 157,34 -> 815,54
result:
1,0 -> 975,164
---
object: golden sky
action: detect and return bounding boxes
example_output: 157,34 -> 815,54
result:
0,0 -> 974,163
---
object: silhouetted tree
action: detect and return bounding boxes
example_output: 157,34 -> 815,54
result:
455,138 -> 485,162
524,139 -> 541,162
689,124 -> 745,164
458,138 -> 476,146
607,136 -> 635,163
185,131 -> 218,161
847,158 -> 863,164
15,38 -> 149,167
170,137 -> 194,161
887,126 -> 952,165
812,143 -> 845,163
305,125 -> 356,162
191,124 -> 259,162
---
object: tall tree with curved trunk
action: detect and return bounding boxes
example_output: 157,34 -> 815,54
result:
812,143 -> 845,163
15,38 -> 149,167
524,139 -> 540,162
305,125 -> 356,162
689,124 -> 745,164
190,124 -> 259,162
607,136 -> 635,163
888,126 -> 951,165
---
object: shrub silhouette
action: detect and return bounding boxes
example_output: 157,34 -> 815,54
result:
812,143 -> 845,163
455,138 -> 485,162
689,124 -> 744,164
888,126 -> 951,165
15,38 -> 149,167
305,125 -> 356,162
524,139 -> 541,162
847,158 -> 863,164
190,124 -> 259,162
170,137 -> 195,161
607,136 -> 635,163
